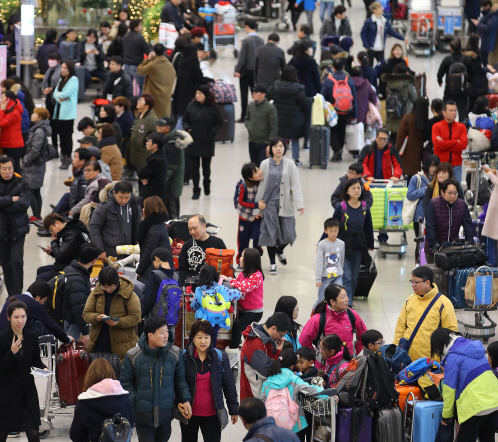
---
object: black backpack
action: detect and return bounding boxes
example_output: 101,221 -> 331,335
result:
385,89 -> 404,118
448,62 -> 468,96
364,353 -> 400,411
37,126 -> 57,164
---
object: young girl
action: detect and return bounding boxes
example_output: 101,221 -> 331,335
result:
191,265 -> 241,345
318,334 -> 352,387
274,295 -> 301,352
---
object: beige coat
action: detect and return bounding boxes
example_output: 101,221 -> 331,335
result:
483,170 -> 498,240
137,55 -> 176,118
100,143 -> 123,181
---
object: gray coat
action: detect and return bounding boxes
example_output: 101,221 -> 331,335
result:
235,34 -> 264,74
319,17 -> 352,42
22,119 -> 51,190
255,42 -> 286,87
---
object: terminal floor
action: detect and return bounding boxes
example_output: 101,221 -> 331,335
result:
6,2 -> 498,440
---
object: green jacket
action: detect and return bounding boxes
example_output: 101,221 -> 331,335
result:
164,129 -> 191,199
129,109 -> 158,171
245,98 -> 278,143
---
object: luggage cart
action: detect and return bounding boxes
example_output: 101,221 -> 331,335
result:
392,0 -> 409,34
436,0 -> 464,52
212,5 -> 239,58
297,389 -> 338,442
458,307 -> 497,342
236,0 -> 293,30
462,151 -> 483,218
407,0 -> 436,56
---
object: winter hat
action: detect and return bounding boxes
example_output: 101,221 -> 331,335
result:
196,85 -> 211,98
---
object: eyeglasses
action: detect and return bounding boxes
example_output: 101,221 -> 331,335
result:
445,191 -> 458,196
294,307 -> 299,312
101,285 -> 117,292
409,279 -> 426,285
375,340 -> 385,346
377,137 -> 389,142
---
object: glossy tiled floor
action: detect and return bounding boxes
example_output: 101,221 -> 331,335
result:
8,2 -> 497,440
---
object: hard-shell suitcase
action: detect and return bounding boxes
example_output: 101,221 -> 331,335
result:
337,407 -> 373,442
56,341 -> 89,406
344,123 -> 364,155
373,407 -> 403,442
354,261 -> 377,298
408,400 -> 443,442
424,263 -> 449,298
89,352 -> 122,379
309,125 -> 330,169
215,103 -> 235,143
395,384 -> 422,414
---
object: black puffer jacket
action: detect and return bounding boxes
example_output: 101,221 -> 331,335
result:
0,174 -> 30,240
102,69 -> 134,101
50,219 -> 90,272
183,101 -> 222,157
69,168 -> 88,210
463,50 -> 489,98
22,119 -> 50,190
137,149 -> 168,203
267,80 -> 312,140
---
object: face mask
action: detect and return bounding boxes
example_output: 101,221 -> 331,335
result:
48,60 -> 58,68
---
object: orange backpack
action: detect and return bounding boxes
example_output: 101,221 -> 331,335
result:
205,248 -> 235,278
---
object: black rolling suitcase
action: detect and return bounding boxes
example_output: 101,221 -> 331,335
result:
424,263 -> 449,297
354,261 -> 377,298
215,103 -> 235,143
309,125 -> 330,169
89,352 -> 122,378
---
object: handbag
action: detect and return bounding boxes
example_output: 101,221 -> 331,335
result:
435,243 -> 487,270
98,414 -> 132,442
208,81 -> 237,104
402,173 -> 421,226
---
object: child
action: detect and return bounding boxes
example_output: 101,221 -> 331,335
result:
191,265 -> 241,344
319,333 -> 352,387
487,341 -> 498,379
234,163 -> 266,266
360,329 -> 384,357
296,346 -> 319,383
260,348 -> 324,435
315,218 -> 345,307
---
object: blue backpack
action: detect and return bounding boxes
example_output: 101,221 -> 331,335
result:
379,344 -> 412,376
396,358 -> 442,385
147,270 -> 182,326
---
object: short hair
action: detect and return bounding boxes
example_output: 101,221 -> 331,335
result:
33,107 -> 50,120
0,156 -> 14,167
268,32 -> 279,42
114,181 -> 133,194
98,122 -> 116,139
239,398 -> 266,423
299,24 -> 311,36
45,29 -> 57,42
98,266 -> 119,287
431,98 -> 443,114
151,247 -> 172,263
190,214 -> 207,226
141,93 -> 155,110
74,147 -> 92,163
268,137 -> 288,157
7,299 -> 27,318
324,218 -> 340,230
450,38 -> 461,52
440,178 -> 459,193
412,266 -> 434,285
481,0 -> 492,6
110,55 -> 123,66
264,312 -> 292,332
147,131 -> 165,149
48,51 -> 61,61
377,127 -> 389,136
129,19 -> 141,31
78,243 -> 101,264
370,1 -> 381,11
361,329 -> 383,347
443,100 -> 457,111
77,117 -> 95,132
26,280 -> 51,300
245,18 -> 257,30
190,319 -> 213,340
144,317 -> 168,336
143,195 -> 167,218
334,4 -> 346,15
349,163 -> 364,175
43,212 -> 65,231
1,78 -> 15,90
241,162 -> 258,181
333,58 -> 345,71
113,96 -> 131,111
153,43 -> 165,56
350,67 -> 362,77
86,28 -> 98,39
85,159 -> 102,173
296,346 -> 316,362
100,21 -> 111,28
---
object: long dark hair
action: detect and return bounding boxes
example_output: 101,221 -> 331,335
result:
267,348 -> 297,376
321,333 -> 352,361
180,42 -> 200,68
412,97 -> 429,132
430,162 -> 454,187
59,61 -> 76,90
340,178 -> 363,202
422,154 -> 441,176
487,341 -> 498,369
2,90 -> 16,115
463,33 -> 481,54
242,248 -> 264,279
314,284 -> 345,315
274,296 -> 301,340
7,298 -> 27,318
357,51 -> 369,69
430,327 -> 461,359
295,39 -> 313,58
198,264 -> 219,288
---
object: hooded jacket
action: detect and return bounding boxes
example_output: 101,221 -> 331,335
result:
98,136 -> 123,181
441,336 -> 498,423
319,17 -> 352,42
431,119 -> 468,167
352,76 -> 377,124
22,119 -> 51,189
330,174 -> 373,208
69,168 -> 88,210
129,109 -> 158,171
476,5 -> 498,52
120,333 -> 192,426
288,55 -> 321,97
244,98 -> 279,143
0,97 -> 23,148
0,173 -> 30,240
358,141 -> 403,180
71,173 -> 111,216
50,219 -> 90,271
70,379 -> 135,442
242,417 -> 300,442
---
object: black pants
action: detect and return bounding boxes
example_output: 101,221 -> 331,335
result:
83,68 -> 107,89
444,94 -> 468,122
3,147 -> 24,174
297,410 -> 313,442
31,188 -> 42,219
45,98 -> 58,152
239,69 -> 255,119
165,197 -> 180,219
413,221 -> 420,263
0,236 -> 25,297
136,422 -> 171,442
191,156 -> 212,191
363,0 -> 372,17
331,113 -> 349,154
237,218 -> 262,263
267,244 -> 288,265
456,410 -> 498,442
248,141 -> 267,167
0,430 -> 39,442
230,310 -> 263,348
481,50 -> 489,66
37,264 -> 56,282
57,119 -> 74,157
367,49 -> 385,66
180,414 -> 221,442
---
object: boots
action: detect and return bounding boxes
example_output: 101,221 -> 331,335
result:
203,179 -> 211,196
59,155 -> 72,170
192,187 -> 201,200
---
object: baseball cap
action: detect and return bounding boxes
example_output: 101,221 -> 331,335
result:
156,116 -> 176,127
251,84 -> 267,94
77,135 -> 98,145
86,146 -> 101,160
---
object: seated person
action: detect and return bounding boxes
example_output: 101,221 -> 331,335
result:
82,144 -> 112,181
102,56 -> 134,101
77,28 -> 107,90
77,117 -> 96,139
360,329 -> 384,357
59,28 -> 79,62
330,163 -> 373,208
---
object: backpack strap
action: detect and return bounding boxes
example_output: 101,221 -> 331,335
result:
312,311 -> 326,348
152,269 -> 168,281
127,344 -> 142,369
346,308 -> 357,334
405,293 -> 442,350
168,345 -> 180,361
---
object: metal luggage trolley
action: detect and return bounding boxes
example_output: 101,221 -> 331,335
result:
407,0 -> 437,56
297,389 -> 338,442
236,0 -> 293,31
462,151 -> 483,219
435,0 -> 464,52
212,5 -> 239,58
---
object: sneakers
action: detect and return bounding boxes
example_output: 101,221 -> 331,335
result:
29,216 -> 41,225
7,433 -> 20,438
294,159 -> 302,167
33,219 -> 44,229
276,252 -> 287,265
269,264 -> 277,275
302,144 -> 309,151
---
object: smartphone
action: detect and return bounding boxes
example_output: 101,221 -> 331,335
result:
101,316 -> 111,321
37,245 -> 48,252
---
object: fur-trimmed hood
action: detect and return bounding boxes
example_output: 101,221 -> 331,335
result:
380,72 -> 416,84
98,181 -> 138,203
175,129 -> 193,150
463,50 -> 478,59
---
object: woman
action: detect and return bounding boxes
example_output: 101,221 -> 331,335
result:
288,40 -> 321,98
423,162 -> 464,213
378,43 -> 413,97
267,65 -> 313,166
136,196 -> 173,281
96,123 -> 123,181
274,296 -> 301,352
395,96 -> 429,181
82,267 -> 141,362
481,164 -> 498,241
255,137 -> 305,275
99,104 -> 123,152
463,34 -> 490,113
23,108 -> 51,223
182,320 -> 238,442
300,284 -> 367,358
36,29 -> 59,74
113,96 -> 135,144
0,90 -> 24,173
0,299 -> 47,442
431,327 -> 498,442
53,61 -> 79,170
77,28 -> 107,90
357,51 -> 377,91
350,67 -> 377,126
332,179 -> 374,301
108,22 -> 128,58
1,79 -> 29,145
182,85 -> 222,200
70,359 -> 135,442
42,52 -> 61,156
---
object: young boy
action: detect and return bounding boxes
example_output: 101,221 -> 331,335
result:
315,218 -> 345,306
234,163 -> 266,266
360,329 -> 384,356
330,163 -> 373,208
296,346 -> 319,383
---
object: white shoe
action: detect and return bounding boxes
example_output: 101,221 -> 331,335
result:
269,264 -> 277,275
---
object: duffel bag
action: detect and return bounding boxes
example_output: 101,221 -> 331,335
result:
209,81 -> 237,104
435,245 -> 487,270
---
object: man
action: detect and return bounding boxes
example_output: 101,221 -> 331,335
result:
437,38 -> 474,122
432,101 -> 467,183
122,19 -> 150,96
255,33 -> 286,88
114,96 -> 135,145
178,214 -> 227,285
0,280 -> 72,344
102,55 -> 134,101
77,135 -> 98,149
85,145 -> 113,181
330,163 -> 373,208
321,59 -> 357,162
245,84 -> 278,167
320,5 -> 352,43
287,24 -> 317,56
89,181 -> 142,261
77,117 -> 96,138
129,94 -> 158,172
137,44 -> 176,118
360,2 -> 408,65
0,157 -> 30,296
137,132 -> 168,205
161,0 -> 189,33
56,243 -> 100,344
120,317 -> 192,442
240,312 -> 291,400
393,266 -> 458,399
240,398 -> 300,442
474,0 -> 498,65
234,19 -> 264,122
358,128 -> 403,182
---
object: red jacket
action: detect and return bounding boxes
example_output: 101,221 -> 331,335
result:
358,142 -> 403,179
432,119 -> 467,167
0,99 -> 23,148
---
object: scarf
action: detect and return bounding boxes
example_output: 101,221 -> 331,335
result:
98,135 -> 117,148
432,181 -> 440,199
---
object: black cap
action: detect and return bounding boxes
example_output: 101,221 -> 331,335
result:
251,84 -> 267,94
77,135 -> 98,145
156,116 -> 176,127
86,146 -> 101,160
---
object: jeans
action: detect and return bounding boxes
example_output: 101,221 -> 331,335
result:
456,410 -> 498,442
83,68 -> 107,90
136,422 -> 172,442
319,1 -> 334,22
64,320 -> 82,341
453,165 -> 462,184
248,141 -> 267,167
305,10 -> 314,31
342,249 -> 363,301
36,265 -> 56,282
291,139 -> 300,160
239,70 -> 255,119
124,64 -> 144,96
53,192 -> 70,215
230,310 -> 263,348
0,236 -> 25,297
316,275 -> 343,308
175,116 -> 183,130
180,414 -> 221,442
237,218 -> 262,263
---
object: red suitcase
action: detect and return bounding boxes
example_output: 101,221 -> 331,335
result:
487,94 -> 498,110
56,341 -> 89,406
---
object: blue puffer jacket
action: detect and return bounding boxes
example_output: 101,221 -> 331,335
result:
477,8 -> 498,52
183,341 -> 238,428
243,417 -> 300,442
360,16 -> 405,50
120,333 -> 191,427
15,90 -> 30,134
283,332 -> 301,352
406,172 -> 430,223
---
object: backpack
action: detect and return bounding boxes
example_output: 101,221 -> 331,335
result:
334,355 -> 367,407
197,289 -> 232,329
46,270 -> 73,326
98,413 -> 132,442
329,75 -> 353,115
379,344 -> 412,376
37,126 -> 57,164
205,248 -> 235,278
364,353 -> 400,411
448,62 -> 468,96
340,200 -> 367,226
385,88 -> 404,118
265,387 -> 300,430
396,358 -> 442,385
147,270 -> 182,326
